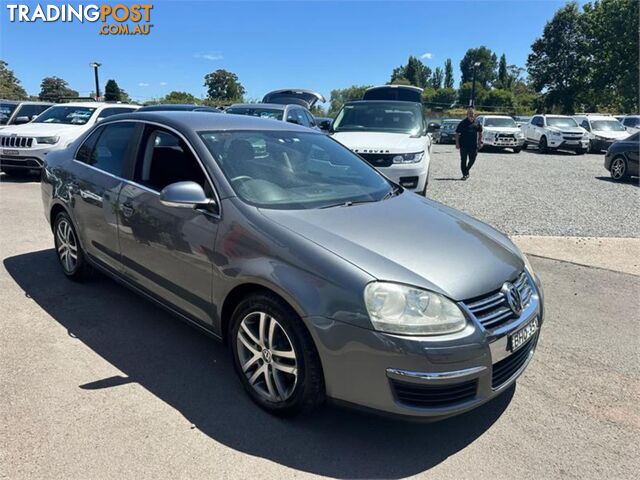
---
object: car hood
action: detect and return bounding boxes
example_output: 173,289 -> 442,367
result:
258,193 -> 523,300
332,131 -> 425,154
484,126 -> 521,133
547,126 -> 584,134
593,130 -> 629,140
0,122 -> 87,138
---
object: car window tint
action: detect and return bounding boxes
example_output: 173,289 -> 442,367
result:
76,127 -> 104,163
286,109 -> 299,125
297,109 -> 310,127
305,110 -> 316,127
15,104 -> 50,120
135,127 -> 209,194
77,122 -> 135,176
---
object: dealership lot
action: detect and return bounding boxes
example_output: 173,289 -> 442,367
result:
1,146 -> 638,479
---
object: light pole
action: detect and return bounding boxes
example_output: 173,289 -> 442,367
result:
470,61 -> 481,107
90,62 -> 102,100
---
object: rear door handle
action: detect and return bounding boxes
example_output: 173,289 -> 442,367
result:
121,202 -> 134,217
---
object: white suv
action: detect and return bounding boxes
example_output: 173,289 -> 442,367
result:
331,85 -> 432,195
0,102 -> 139,175
573,115 -> 630,153
521,114 -> 589,154
477,115 -> 525,153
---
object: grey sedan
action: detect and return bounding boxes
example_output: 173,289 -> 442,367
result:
41,111 -> 544,419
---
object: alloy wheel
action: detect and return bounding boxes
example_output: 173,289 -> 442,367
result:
611,157 -> 626,180
236,311 -> 298,402
56,219 -> 78,273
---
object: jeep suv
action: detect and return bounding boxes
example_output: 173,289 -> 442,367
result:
521,115 -> 589,154
331,85 -> 432,195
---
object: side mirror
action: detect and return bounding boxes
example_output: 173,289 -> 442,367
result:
426,122 -> 440,133
160,181 -> 214,209
318,119 -> 332,131
14,116 -> 31,125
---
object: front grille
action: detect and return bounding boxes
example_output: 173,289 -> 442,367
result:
496,133 -> 515,139
0,156 -> 43,168
359,153 -> 394,168
464,271 -> 533,330
391,379 -> 478,408
491,336 -> 536,389
0,136 -> 34,148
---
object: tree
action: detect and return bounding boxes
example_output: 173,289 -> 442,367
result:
497,54 -> 509,89
581,0 -> 639,112
444,58 -> 454,89
38,76 -> 78,102
526,2 -> 588,113
204,69 -> 245,103
104,79 -> 122,102
328,85 -> 371,117
424,87 -> 457,109
431,67 -> 443,90
483,89 -> 514,112
0,61 -> 28,100
458,82 -> 487,107
460,46 -> 498,88
159,91 -> 200,104
390,56 -> 431,88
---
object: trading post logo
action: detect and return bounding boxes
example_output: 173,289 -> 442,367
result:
5,3 -> 154,36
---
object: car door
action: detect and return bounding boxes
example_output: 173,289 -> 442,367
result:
71,121 -> 139,271
117,124 -> 220,325
627,133 -> 640,173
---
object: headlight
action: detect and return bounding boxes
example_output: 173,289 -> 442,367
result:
392,152 -> 424,164
549,131 -> 562,137
516,132 -> 524,139
364,282 -> 467,335
35,136 -> 59,145
483,132 -> 493,140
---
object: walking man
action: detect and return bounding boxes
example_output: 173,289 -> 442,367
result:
455,108 -> 483,180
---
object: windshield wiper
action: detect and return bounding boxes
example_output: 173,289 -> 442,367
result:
382,185 -> 401,200
319,199 -> 378,209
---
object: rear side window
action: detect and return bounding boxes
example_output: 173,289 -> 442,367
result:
134,126 -> 210,194
624,117 -> 640,127
75,122 -> 136,176
97,107 -> 137,121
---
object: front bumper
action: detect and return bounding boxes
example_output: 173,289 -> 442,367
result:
438,132 -> 456,144
547,137 -> 588,151
376,163 -> 429,193
484,137 -> 525,148
0,145 -> 51,170
306,276 -> 544,419
591,137 -> 616,152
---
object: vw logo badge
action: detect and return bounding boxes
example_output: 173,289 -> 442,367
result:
501,282 -> 523,315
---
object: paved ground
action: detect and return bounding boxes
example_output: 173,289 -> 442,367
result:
1,176 -> 639,480
428,144 -> 639,238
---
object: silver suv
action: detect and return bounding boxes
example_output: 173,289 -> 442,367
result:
42,111 -> 544,419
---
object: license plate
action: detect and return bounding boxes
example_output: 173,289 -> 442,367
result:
3,149 -> 19,155
508,317 -> 539,352
565,140 -> 578,145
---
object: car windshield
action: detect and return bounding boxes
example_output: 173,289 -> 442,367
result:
442,121 -> 459,130
590,120 -> 625,132
333,102 -> 424,135
199,130 -> 393,209
484,117 -> 517,128
547,117 -> 578,128
33,106 -> 96,125
0,103 -> 18,125
226,107 -> 284,121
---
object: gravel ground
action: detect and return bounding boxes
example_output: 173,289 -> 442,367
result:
427,144 -> 639,238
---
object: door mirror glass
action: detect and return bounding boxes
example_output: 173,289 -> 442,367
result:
14,116 -> 30,125
318,119 -> 332,131
160,181 -> 213,208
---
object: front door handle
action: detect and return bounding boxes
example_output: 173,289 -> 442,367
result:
121,202 -> 134,218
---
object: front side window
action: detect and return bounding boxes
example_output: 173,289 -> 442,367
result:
484,117 -> 517,128
33,106 -> 96,125
75,122 -> 136,176
547,117 -> 578,128
134,127 -> 209,193
0,103 -> 18,125
199,130 -> 393,209
226,107 -> 284,121
333,102 -> 424,135
623,117 -> 640,127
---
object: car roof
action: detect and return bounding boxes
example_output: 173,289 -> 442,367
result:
1,99 -> 52,105
343,100 -> 422,106
0,99 -> 20,105
228,103 -> 287,110
102,110 -> 319,133
138,104 -> 215,112
481,115 -> 513,118
51,102 -> 127,108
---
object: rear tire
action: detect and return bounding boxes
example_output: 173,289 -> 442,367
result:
610,156 -> 629,181
230,292 -> 325,417
53,211 -> 94,281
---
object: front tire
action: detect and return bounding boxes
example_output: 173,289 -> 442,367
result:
610,156 -> 629,181
53,212 -> 93,281
539,136 -> 549,153
230,293 -> 325,417
513,147 -> 522,153
575,148 -> 586,155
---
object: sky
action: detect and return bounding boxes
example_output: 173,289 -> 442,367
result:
1,0 -> 580,103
